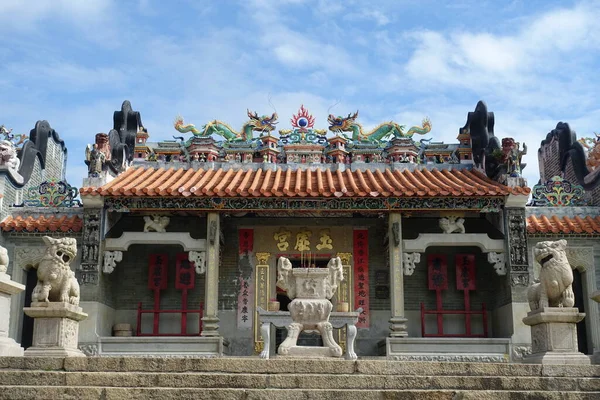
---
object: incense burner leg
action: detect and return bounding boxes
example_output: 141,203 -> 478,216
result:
278,322 -> 302,355
318,321 -> 343,357
259,322 -> 270,359
345,323 -> 358,360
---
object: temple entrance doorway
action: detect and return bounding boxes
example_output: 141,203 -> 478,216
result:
573,269 -> 588,354
20,268 -> 38,349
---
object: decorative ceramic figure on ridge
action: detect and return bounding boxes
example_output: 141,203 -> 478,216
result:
174,109 -> 278,143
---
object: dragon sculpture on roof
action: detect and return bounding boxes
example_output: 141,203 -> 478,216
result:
174,110 -> 278,142
327,111 -> 431,143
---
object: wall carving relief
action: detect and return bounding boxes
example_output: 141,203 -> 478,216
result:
143,215 -> 169,233
507,208 -> 529,287
439,216 -> 465,234
80,209 -> 102,285
487,252 -> 506,275
402,253 -> 421,276
102,251 -> 123,274
188,251 -> 206,274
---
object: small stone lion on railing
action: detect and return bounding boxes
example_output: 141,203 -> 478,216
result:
527,240 -> 574,311
32,236 -> 80,306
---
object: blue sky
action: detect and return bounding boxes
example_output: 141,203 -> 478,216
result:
1,0 -> 599,187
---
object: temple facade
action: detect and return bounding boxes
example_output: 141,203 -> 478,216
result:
0,101 -> 598,362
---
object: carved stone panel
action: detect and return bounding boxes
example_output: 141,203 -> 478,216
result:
79,209 -> 102,285
506,208 -> 529,287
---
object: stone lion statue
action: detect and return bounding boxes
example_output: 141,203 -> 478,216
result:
527,240 -> 574,311
0,140 -> 20,170
439,216 -> 465,234
143,214 -> 170,232
32,236 -> 80,306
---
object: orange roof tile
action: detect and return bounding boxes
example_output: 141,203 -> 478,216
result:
80,166 -> 530,198
527,215 -> 600,235
1,215 -> 83,233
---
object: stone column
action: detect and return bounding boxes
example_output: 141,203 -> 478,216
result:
202,212 -> 220,337
388,212 -> 407,337
0,266 -> 26,356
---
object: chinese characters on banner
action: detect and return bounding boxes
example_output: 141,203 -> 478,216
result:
237,229 -> 254,328
455,254 -> 476,291
148,254 -> 168,290
175,253 -> 195,290
353,229 -> 370,328
239,229 -> 254,254
427,254 -> 448,291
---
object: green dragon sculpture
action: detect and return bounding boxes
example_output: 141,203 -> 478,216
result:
327,111 -> 431,143
174,110 -> 278,142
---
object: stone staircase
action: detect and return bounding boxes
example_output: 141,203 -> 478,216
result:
0,357 -> 599,399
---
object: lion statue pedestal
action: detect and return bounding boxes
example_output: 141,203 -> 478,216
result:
522,240 -> 590,365
0,245 -> 26,356
23,236 -> 88,357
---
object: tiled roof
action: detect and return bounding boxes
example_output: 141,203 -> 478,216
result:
527,215 -> 600,235
0,215 -> 83,233
80,166 -> 530,198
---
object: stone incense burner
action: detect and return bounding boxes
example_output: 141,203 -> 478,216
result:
276,257 -> 344,357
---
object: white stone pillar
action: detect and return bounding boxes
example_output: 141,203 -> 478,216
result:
0,271 -> 25,356
202,212 -> 220,337
388,212 -> 408,337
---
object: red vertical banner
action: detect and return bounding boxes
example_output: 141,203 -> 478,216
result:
353,229 -> 370,328
148,253 -> 168,290
175,253 -> 195,290
455,254 -> 476,290
427,254 -> 448,290
239,229 -> 254,254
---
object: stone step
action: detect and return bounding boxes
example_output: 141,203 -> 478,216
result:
0,371 -> 599,392
1,357 -> 598,377
0,386 -> 599,400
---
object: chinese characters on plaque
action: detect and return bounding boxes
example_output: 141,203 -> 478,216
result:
148,254 -> 168,290
274,227 -> 335,253
353,229 -> 370,328
237,229 -> 254,328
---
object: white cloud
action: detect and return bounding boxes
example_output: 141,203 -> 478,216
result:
406,3 -> 600,86
0,0 -> 113,26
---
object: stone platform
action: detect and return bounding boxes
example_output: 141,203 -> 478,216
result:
0,356 -> 598,399
383,337 -> 511,362
97,336 -> 228,357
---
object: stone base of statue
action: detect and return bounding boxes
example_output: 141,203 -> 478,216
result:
0,274 -> 26,356
23,302 -> 88,357
522,307 -> 590,365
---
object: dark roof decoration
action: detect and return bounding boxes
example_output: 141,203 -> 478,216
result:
458,101 -> 502,179
108,100 -> 145,173
540,122 -> 600,190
